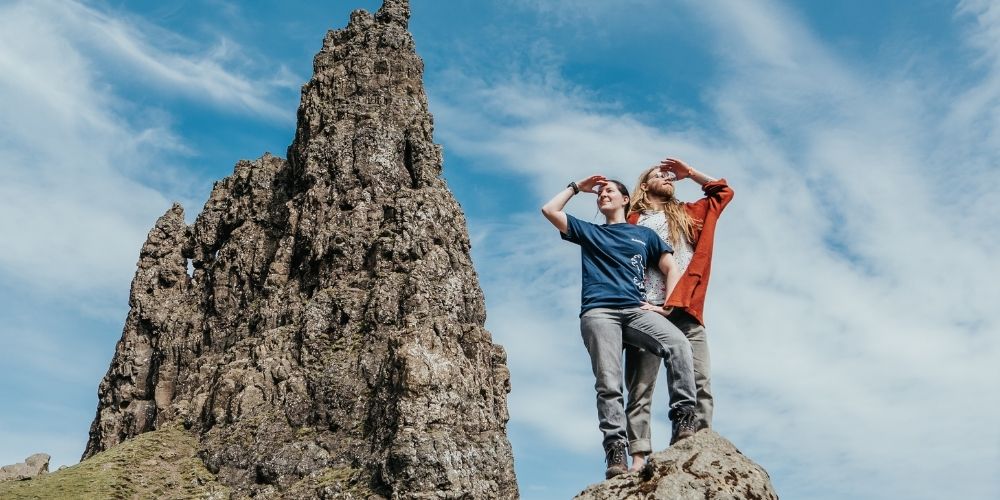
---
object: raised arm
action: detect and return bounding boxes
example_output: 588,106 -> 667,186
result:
658,158 -> 717,186
659,157 -> 733,226
541,175 -> 606,233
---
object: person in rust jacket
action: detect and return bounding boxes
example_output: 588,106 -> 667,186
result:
623,157 -> 733,472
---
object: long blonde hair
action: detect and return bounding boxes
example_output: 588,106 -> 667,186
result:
630,166 -> 701,248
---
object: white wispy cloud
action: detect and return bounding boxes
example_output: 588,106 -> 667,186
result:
0,0 -> 293,466
434,1 -> 1000,498
38,0 -> 295,120
0,0 -> 293,310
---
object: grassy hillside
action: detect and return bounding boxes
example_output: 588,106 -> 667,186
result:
0,426 -> 229,500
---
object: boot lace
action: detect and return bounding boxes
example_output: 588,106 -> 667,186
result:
605,442 -> 626,467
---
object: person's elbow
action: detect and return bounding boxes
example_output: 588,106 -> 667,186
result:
541,207 -> 568,233
660,254 -> 678,273
541,205 -> 561,221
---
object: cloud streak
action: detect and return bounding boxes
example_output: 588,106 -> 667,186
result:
0,0 -> 295,310
36,0 -> 294,120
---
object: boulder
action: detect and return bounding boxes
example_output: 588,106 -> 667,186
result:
575,431 -> 778,500
0,454 -> 50,482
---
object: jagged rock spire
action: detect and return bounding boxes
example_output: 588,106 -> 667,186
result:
375,0 -> 410,26
85,1 -> 518,497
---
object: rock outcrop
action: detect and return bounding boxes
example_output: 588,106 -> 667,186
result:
575,431 -> 777,500
0,454 -> 50,482
83,1 -> 518,497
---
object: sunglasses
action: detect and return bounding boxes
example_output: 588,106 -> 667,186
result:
648,171 -> 677,181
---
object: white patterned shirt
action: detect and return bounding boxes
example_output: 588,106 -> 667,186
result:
636,210 -> 694,304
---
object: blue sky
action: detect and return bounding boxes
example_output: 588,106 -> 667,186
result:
1,1 -> 998,498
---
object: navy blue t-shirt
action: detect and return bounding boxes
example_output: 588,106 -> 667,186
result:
561,214 -> 673,315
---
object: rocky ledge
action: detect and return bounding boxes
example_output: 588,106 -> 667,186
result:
575,431 -> 778,500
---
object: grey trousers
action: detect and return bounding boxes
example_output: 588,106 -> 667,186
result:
625,309 -> 712,454
580,307 -> 697,449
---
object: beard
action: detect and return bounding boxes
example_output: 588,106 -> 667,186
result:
647,182 -> 675,199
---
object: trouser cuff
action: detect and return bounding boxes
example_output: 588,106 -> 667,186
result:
628,438 -> 652,454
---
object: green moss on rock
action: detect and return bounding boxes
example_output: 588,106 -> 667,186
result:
0,427 -> 229,500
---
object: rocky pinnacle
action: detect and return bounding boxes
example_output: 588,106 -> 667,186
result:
84,1 -> 519,497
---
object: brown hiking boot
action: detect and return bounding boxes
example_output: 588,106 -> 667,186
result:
670,406 -> 698,444
604,441 -> 628,479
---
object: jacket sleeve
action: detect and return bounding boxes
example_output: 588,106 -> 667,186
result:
673,179 -> 732,296
664,179 -> 733,324
685,178 -> 734,221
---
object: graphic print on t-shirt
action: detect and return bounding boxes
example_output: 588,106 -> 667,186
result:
560,214 -> 672,315
630,254 -> 647,293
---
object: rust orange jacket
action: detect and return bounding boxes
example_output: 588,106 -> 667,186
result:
627,179 -> 733,326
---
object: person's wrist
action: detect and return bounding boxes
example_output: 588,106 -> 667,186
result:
567,181 -> 580,194
690,169 -> 714,183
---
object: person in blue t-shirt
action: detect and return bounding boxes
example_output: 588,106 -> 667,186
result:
541,174 -> 698,479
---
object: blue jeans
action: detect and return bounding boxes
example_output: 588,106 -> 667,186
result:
580,307 -> 696,449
